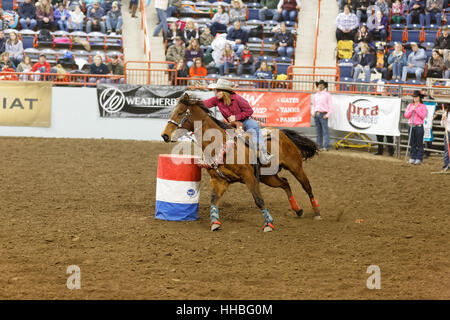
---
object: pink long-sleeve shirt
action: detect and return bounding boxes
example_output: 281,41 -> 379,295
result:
404,103 -> 427,125
312,90 -> 333,118
204,94 -> 253,121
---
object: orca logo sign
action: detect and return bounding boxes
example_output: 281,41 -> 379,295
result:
347,99 -> 379,130
99,88 -> 125,113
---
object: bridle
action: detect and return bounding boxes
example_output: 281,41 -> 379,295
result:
168,108 -> 191,128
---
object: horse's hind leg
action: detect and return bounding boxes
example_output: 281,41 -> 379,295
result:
209,177 -> 229,231
261,174 -> 304,217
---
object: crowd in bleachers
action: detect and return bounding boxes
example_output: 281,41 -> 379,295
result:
336,0 -> 450,86
156,0 -> 300,86
0,0 -> 126,83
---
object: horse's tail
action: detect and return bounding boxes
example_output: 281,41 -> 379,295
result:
281,129 -> 319,160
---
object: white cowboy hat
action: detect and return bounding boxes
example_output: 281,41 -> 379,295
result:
207,78 -> 234,92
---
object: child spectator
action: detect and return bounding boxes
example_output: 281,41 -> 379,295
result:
54,3 -> 70,32
36,0 -> 55,30
69,5 -> 85,31
277,0 -> 301,22
219,43 -> 235,76
185,38 -> 203,68
440,103 -> 450,172
106,1 -> 122,34
5,31 -> 24,67
237,45 -> 255,76
189,57 -> 208,77
89,54 -> 109,84
426,49 -> 444,78
19,0 -> 37,30
274,22 -> 294,57
17,55 -> 33,81
199,27 -> 214,54
391,0 -> 405,24
183,20 -> 200,44
209,5 -> 229,36
404,90 -> 427,165
230,0 -> 246,24
174,58 -> 189,85
388,42 -> 407,80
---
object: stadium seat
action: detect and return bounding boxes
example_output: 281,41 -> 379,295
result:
246,2 -> 261,9
424,27 -> 439,43
247,19 -> 264,27
247,37 -> 262,53
88,32 -> 106,50
275,56 -> 293,64
406,79 -> 424,85
389,25 -> 405,45
105,34 -> 123,51
405,25 -> 422,43
247,9 -> 259,20
274,63 -> 291,75
24,48 -> 40,63
41,48 -> 58,64
256,55 -> 274,69
262,37 -> 276,55
53,31 -> 71,49
339,63 -> 353,78
338,77 -> 353,92
73,49 -> 92,64
19,30 -> 36,50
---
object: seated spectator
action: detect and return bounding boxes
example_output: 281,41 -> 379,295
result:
401,42 -> 426,81
167,0 -> 182,18
87,0 -> 106,34
388,42 -> 407,80
36,0 -> 55,30
374,43 -> 388,79
254,61 -> 273,88
227,21 -> 248,55
367,10 -> 388,41
54,3 -> 70,32
434,26 -> 449,59
277,0 -> 301,22
407,0 -> 426,26
106,2 -> 122,34
166,22 -> 184,47
89,54 -> 109,84
209,5 -> 229,36
230,0 -> 246,24
174,58 -> 189,85
5,31 -> 24,67
17,55 -> 33,81
425,0 -> 443,26
0,52 -> 16,71
183,20 -> 200,44
218,43 -> 235,76
354,0 -> 372,23
274,22 -> 294,58
391,0 -> 405,24
189,57 -> 208,77
260,0 -> 281,22
19,0 -> 38,30
107,53 -> 124,83
0,31 -> 6,55
69,5 -> 85,31
67,1 -> 84,11
185,38 -> 203,68
199,27 -> 214,54
354,24 -> 372,53
352,42 -> 375,82
237,45 -> 255,76
166,36 -> 186,66
444,54 -> 450,78
374,0 -> 389,17
101,0 -> 114,14
336,5 -> 359,41
57,50 -> 76,69
426,49 -> 444,78
31,54 -> 51,80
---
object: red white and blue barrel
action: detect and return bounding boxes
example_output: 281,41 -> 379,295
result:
155,154 -> 201,221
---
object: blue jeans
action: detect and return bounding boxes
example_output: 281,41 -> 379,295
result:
106,16 -> 123,31
445,70 -> 450,79
282,10 -> 297,22
409,125 -> 424,161
406,12 -> 425,26
71,21 -> 84,31
425,11 -> 441,26
219,62 -> 233,75
166,6 -> 178,17
402,66 -> 424,82
153,8 -> 168,36
209,22 -> 227,36
353,65 -> 372,82
392,62 -> 405,78
443,133 -> 449,169
20,18 -> 37,30
243,118 -> 267,152
237,63 -> 255,75
57,19 -> 69,31
233,44 -> 245,55
86,19 -> 106,33
277,46 -> 294,57
259,8 -> 280,21
314,113 -> 329,150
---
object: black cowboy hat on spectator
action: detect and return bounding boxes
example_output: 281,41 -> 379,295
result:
315,79 -> 328,88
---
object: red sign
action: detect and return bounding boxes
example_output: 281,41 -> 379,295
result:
236,91 -> 311,127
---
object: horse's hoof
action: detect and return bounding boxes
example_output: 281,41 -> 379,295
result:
262,222 -> 275,232
313,215 -> 322,221
210,221 -> 222,231
296,209 -> 303,217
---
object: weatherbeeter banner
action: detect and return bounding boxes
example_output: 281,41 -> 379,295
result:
328,95 -> 401,136
237,91 -> 311,127
0,81 -> 52,127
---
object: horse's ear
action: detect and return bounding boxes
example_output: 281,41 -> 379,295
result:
183,93 -> 190,100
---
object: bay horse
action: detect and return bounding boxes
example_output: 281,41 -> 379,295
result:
161,93 -> 321,232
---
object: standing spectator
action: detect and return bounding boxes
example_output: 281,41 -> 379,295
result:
434,25 -> 449,59
404,90 -> 427,165
107,53 -> 124,83
374,134 -> 394,156
388,42 -> 407,80
167,0 -> 182,18
86,0 -> 106,34
391,0 -> 405,24
0,31 -> 6,55
183,20 -> 200,44
426,49 -> 444,78
54,3 -> 70,32
237,45 -> 255,76
153,0 -> 169,37
367,10 -> 388,41
352,42 -> 375,82
227,21 -> 248,55
336,5 -> 360,41
374,0 -> 389,17
259,0 -> 281,22
406,0 -> 426,26
17,55 -> 33,81
274,22 -> 294,57
277,0 -> 301,22
106,2 -> 122,34
230,0 -> 246,24
209,5 -> 229,36
354,24 -> 372,53
189,57 -> 208,77
130,0 -> 139,18
199,27 -> 214,54
89,54 -> 109,84
174,58 -> 189,85
355,0 -> 372,23
5,31 -> 24,67
185,38 -> 203,68
401,42 -> 426,81
36,0 -> 55,30
19,0 -> 37,30
69,5 -> 85,31
312,79 -> 333,151
218,43 -> 235,76
425,0 -> 443,26
166,36 -> 185,65
166,22 -> 184,46
440,103 -> 450,172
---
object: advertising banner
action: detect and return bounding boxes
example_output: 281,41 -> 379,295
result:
423,101 -> 436,142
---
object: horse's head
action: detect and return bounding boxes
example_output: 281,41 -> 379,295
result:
161,93 -> 197,142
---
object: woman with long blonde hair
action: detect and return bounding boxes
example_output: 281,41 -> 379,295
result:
6,31 -> 24,66
36,0 -> 55,30
219,43 -> 235,75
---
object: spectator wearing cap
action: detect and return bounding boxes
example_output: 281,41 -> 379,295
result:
19,0 -> 38,30
388,42 -> 407,80
106,2 -> 122,34
426,49 -> 444,78
406,0 -> 426,27
352,42 -> 375,82
69,5 -> 85,31
36,0 -> 55,30
259,0 -> 281,22
166,36 -> 185,66
153,0 -> 169,37
404,90 -> 427,165
86,0 -> 107,34
101,0 -> 114,14
312,79 -> 333,151
425,0 -> 443,27
401,42 -> 426,82
54,3 -> 70,32
237,45 -> 255,76
434,26 -> 449,59
336,5 -> 359,41
277,0 -> 301,22
227,21 -> 248,56
107,54 -> 124,83
89,54 -> 109,84
274,22 -> 294,58
230,0 -> 246,24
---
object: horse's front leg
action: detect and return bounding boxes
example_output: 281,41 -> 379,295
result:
209,176 -> 229,231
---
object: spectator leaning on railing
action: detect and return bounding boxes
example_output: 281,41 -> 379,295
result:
87,0 -> 107,34
336,5 -> 359,41
401,42 -> 426,82
89,54 -> 109,84
19,0 -> 38,30
259,0 -> 281,22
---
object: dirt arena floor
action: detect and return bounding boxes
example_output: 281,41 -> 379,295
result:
0,137 -> 449,300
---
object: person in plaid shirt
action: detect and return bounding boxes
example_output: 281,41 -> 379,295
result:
336,5 -> 359,41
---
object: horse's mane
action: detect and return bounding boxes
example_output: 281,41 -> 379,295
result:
179,94 -> 231,130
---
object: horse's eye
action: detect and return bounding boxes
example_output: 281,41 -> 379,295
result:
177,112 -> 184,116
